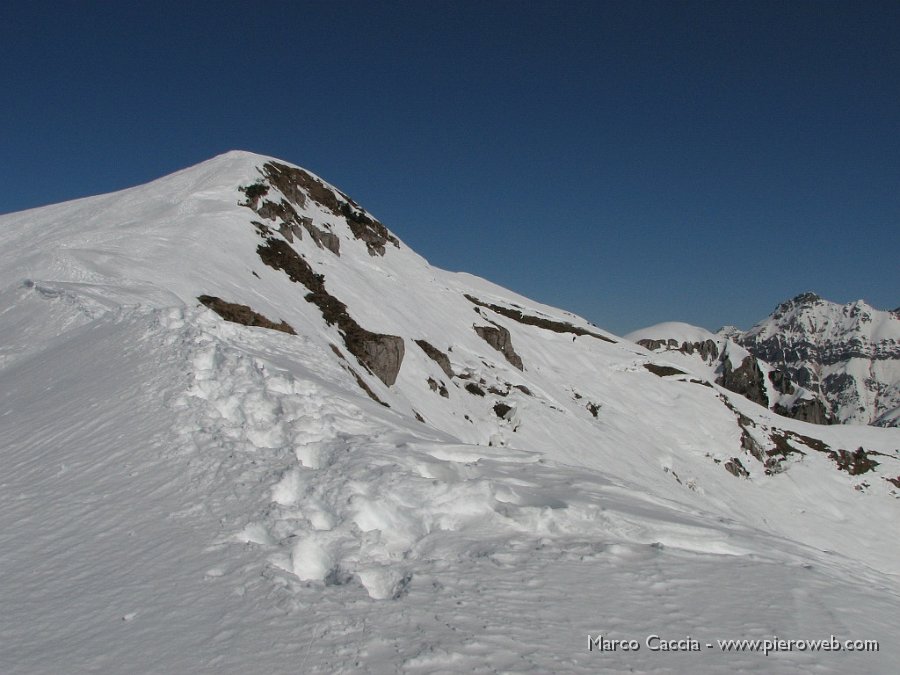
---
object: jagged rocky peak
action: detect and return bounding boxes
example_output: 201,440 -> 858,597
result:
774,290 -> 822,311
741,294 -> 900,427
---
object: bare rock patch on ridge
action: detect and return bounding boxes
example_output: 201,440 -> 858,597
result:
256,237 -> 404,386
197,295 -> 296,335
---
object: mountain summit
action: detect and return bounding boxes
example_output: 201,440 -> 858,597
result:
2,152 -> 898,672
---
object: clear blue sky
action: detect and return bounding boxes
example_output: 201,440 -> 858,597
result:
2,1 -> 898,334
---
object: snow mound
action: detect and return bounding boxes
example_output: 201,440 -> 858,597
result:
626,321 -> 719,345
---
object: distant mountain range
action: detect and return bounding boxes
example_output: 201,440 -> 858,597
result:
628,294 -> 900,428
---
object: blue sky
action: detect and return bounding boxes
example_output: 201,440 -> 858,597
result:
2,1 -> 897,334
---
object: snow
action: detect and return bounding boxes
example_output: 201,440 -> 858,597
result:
1,151 -> 899,673
626,321 -> 719,345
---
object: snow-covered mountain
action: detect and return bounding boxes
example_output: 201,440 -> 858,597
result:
2,151 -> 899,673
743,293 -> 900,426
630,294 -> 900,428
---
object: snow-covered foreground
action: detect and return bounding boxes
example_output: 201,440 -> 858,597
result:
2,151 -> 899,673
0,281 -> 895,674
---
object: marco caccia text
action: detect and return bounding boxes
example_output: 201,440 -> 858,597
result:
588,634 -> 704,652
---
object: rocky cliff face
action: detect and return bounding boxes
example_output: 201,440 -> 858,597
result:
740,293 -> 900,426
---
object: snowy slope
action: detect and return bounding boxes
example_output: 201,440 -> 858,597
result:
2,151 -> 899,673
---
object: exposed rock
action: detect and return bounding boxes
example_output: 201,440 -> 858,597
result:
414,339 -> 454,378
586,402 -> 600,418
643,363 -> 686,377
465,294 -> 615,343
350,368 -> 389,407
773,398 -> 831,425
250,194 -> 341,256
238,181 -> 269,209
197,295 -> 295,335
355,335 -> 405,387
741,430 -> 766,464
310,226 -> 341,255
768,368 -> 795,395
719,394 -> 766,464
256,237 -> 404,386
724,457 -> 749,478
427,377 -> 449,398
636,338 -> 677,351
681,339 -> 719,362
637,338 -> 718,362
256,161 -> 397,256
277,221 -> 303,243
513,384 -> 533,396
257,197 -> 299,224
717,355 -> 768,407
465,383 -> 486,397
258,162 -> 306,207
493,402 -> 513,419
474,324 -> 524,370
830,448 -> 879,475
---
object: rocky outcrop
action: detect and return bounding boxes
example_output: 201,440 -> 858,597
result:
465,294 -> 615,343
260,161 -> 397,256
241,160 -> 401,257
717,355 -> 768,407
493,402 -> 513,419
636,338 -> 678,351
643,363 -> 686,377
354,334 -> 405,387
427,377 -> 449,397
465,382 -> 486,396
256,237 -> 404,386
829,448 -> 879,475
724,458 -> 749,478
773,398 -> 831,425
415,339 -> 454,378
637,338 -> 719,363
767,368 -> 795,395
680,339 -> 719,362
197,295 -> 296,335
474,324 -> 524,370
